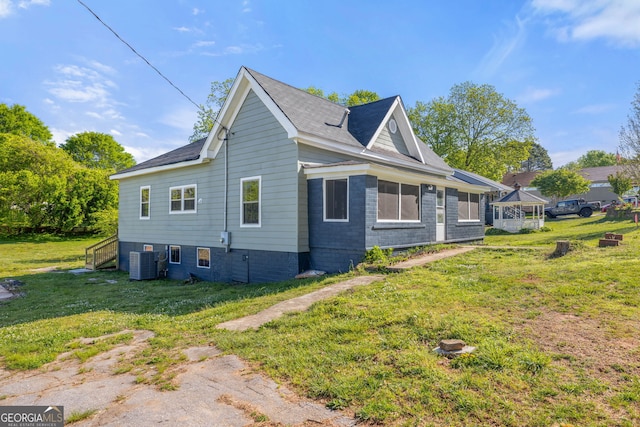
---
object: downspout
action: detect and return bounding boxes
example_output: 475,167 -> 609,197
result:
224,127 -> 228,234
217,126 -> 231,252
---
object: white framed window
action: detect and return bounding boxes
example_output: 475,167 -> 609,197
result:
324,178 -> 348,221
458,192 -> 481,221
140,186 -> 150,219
143,244 -> 153,252
197,247 -> 210,268
377,180 -> 420,222
169,245 -> 181,264
169,185 -> 197,214
241,176 -> 261,227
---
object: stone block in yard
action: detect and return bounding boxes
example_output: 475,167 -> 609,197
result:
439,339 -> 466,351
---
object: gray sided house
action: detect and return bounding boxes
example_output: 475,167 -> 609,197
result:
111,67 -> 487,283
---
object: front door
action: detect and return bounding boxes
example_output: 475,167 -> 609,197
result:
436,188 -> 446,242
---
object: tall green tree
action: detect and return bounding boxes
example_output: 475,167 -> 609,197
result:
0,134 -> 118,231
0,134 -> 76,228
60,131 -> 135,171
305,87 -> 380,106
409,82 -> 536,181
408,100 -> 458,162
344,89 -> 380,107
530,168 -> 591,199
575,150 -> 617,168
304,86 -> 340,103
619,82 -> 640,181
190,78 -> 234,142
0,103 -> 53,145
607,172 -> 633,198
520,142 -> 552,172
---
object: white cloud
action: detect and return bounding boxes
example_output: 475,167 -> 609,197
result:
550,148 -> 586,167
192,7 -> 203,15
193,40 -> 216,48
85,111 -> 102,119
87,60 -> 117,76
0,0 -> 49,18
173,26 -> 191,33
242,0 -> 251,13
0,0 -> 13,17
18,0 -> 49,8
45,62 -> 120,110
50,127 -> 76,147
110,129 -> 122,136
47,82 -> 110,103
125,143 -> 181,163
531,0 -> 640,47
158,107 -> 198,133
517,87 -> 560,103
476,14 -> 528,77
573,103 -> 616,114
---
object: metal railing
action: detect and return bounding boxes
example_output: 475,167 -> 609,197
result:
85,234 -> 118,270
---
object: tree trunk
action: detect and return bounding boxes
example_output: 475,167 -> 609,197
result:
553,240 -> 571,257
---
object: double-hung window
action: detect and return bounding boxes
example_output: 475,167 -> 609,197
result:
241,176 -> 261,226
377,180 -> 420,221
458,192 -> 480,221
140,186 -> 150,219
324,178 -> 348,221
170,185 -> 196,213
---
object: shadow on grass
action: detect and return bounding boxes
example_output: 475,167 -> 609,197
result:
531,216 -> 640,245
0,269 -> 337,327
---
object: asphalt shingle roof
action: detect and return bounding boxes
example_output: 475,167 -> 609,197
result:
495,188 -> 548,204
453,169 -> 512,192
246,68 -> 453,173
114,67 -> 454,177
117,138 -> 206,175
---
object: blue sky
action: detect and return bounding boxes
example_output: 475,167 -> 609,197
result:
2,0 -> 639,168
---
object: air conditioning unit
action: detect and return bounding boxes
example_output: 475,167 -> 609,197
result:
129,251 -> 157,280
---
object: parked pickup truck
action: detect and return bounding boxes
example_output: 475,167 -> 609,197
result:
544,199 -> 600,218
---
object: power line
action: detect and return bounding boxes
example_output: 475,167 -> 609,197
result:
76,0 -> 203,112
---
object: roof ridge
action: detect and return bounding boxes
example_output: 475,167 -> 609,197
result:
244,67 -> 344,108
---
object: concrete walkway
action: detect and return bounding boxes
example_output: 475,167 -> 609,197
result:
387,246 -> 477,271
217,246 -> 479,332
217,275 -> 384,331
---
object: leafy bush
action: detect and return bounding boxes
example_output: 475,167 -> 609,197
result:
364,246 -> 393,264
485,227 -> 511,236
88,208 -> 118,236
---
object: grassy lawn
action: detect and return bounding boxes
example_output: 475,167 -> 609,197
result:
1,215 -> 639,426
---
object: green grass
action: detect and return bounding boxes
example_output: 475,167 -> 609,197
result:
65,409 -> 97,424
1,216 -> 640,426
